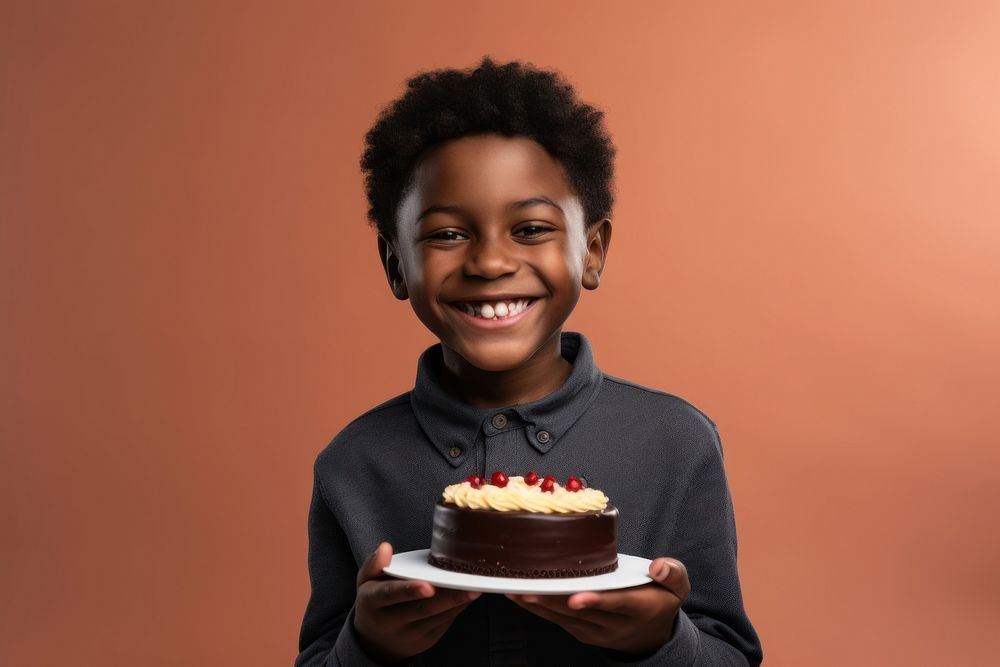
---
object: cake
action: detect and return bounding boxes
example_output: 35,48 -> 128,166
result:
428,471 -> 619,578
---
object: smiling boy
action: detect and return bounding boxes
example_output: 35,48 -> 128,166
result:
295,58 -> 762,666
386,134 -> 599,403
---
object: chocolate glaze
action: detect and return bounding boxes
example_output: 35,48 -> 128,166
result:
428,501 -> 618,578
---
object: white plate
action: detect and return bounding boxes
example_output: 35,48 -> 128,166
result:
383,549 -> 652,595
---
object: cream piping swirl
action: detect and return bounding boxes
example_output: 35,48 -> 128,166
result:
442,476 -> 609,513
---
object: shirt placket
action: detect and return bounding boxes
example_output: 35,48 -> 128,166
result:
480,410 -> 530,662
481,410 -> 521,476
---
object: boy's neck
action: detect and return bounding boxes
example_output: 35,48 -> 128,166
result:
437,333 -> 573,408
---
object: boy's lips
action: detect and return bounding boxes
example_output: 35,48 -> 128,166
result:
446,297 -> 540,328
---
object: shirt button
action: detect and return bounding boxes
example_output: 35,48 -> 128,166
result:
448,447 -> 462,458
536,430 -> 550,444
491,414 -> 507,429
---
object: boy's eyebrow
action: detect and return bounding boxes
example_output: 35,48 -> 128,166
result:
508,196 -> 564,214
415,196 -> 564,223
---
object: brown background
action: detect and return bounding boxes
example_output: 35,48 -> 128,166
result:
3,1 -> 998,665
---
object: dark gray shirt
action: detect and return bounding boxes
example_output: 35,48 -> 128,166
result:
295,332 -> 762,666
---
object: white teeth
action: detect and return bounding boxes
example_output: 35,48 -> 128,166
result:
459,298 -> 533,319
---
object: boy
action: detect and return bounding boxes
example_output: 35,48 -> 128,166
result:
295,57 -> 762,666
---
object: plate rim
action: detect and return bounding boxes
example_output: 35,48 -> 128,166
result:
382,548 -> 653,595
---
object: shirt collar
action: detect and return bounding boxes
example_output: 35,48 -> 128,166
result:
411,332 -> 604,467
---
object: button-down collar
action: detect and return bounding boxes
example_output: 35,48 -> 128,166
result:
411,332 -> 604,467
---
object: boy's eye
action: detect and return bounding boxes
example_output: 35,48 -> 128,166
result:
426,230 -> 467,242
514,224 -> 552,239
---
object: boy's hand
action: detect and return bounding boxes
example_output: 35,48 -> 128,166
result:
354,542 -> 480,663
506,557 -> 690,656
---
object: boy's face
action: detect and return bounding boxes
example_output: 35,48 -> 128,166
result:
379,134 -> 610,374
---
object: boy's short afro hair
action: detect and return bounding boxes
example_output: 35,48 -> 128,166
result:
361,56 -> 616,241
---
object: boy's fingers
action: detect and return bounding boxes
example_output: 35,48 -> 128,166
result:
406,594 -> 478,633
506,595 -> 605,637
566,590 -> 633,614
650,558 -> 691,601
357,542 -> 393,585
360,578 -> 436,609
508,593 -> 622,624
387,588 -> 480,621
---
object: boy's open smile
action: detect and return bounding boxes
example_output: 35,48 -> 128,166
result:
378,134 -> 611,406
447,296 -> 539,326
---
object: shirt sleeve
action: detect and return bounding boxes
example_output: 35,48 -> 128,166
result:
294,466 -> 425,667
603,425 -> 763,666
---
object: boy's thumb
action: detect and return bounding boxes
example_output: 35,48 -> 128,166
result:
357,542 -> 392,585
651,557 -> 691,601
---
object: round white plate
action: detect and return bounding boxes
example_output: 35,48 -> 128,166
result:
383,549 -> 653,595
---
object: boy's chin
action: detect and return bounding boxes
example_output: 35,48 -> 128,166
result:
443,338 -> 547,374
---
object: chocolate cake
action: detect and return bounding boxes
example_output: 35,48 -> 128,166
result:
428,472 -> 619,578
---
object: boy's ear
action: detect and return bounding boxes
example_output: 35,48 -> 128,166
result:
581,218 -> 612,291
377,233 -> 409,300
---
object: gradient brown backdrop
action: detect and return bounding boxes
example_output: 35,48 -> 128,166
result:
3,1 -> 998,665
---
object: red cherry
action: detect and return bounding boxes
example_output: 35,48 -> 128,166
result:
540,475 -> 555,493
465,475 -> 482,489
490,471 -> 509,488
566,476 -> 582,492
524,471 -> 539,486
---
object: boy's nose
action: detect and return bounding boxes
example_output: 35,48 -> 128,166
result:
463,239 -> 519,279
